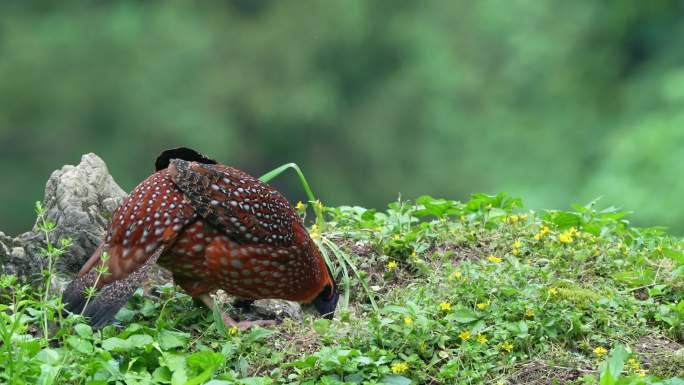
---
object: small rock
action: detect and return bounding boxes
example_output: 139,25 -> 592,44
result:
0,232 -> 19,277
11,247 -> 25,260
252,299 -> 303,322
4,153 -> 126,280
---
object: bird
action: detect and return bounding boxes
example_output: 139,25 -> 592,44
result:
63,147 -> 338,330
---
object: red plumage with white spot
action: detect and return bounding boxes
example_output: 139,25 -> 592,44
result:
64,148 -> 337,329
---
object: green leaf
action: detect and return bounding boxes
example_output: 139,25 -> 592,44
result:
115,307 -> 136,323
506,321 -> 529,339
599,345 -> 629,385
67,336 -> 93,354
35,348 -> 61,365
182,367 -> 214,385
672,265 -> 684,278
239,378 -> 273,385
449,309 -> 478,323
171,364 -> 189,385
544,211 -> 581,229
313,318 -> 331,334
380,374 -> 412,385
101,334 -> 153,352
244,327 -> 274,344
158,329 -> 190,351
163,354 -> 188,385
186,351 -> 224,371
152,367 -> 172,382
37,363 -> 60,385
612,268 -> 655,286
74,323 -> 93,338
345,373 -> 364,383
289,355 -> 319,368
663,248 -> 684,264
383,305 -> 411,316
415,195 -> 460,218
140,300 -> 157,316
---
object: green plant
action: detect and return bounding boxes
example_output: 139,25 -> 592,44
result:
578,345 -> 684,385
1,192 -> 683,384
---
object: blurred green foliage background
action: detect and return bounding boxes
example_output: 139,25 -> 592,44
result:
1,1 -> 684,235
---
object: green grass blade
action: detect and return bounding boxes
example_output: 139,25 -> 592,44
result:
259,162 -> 325,228
259,163 -> 315,204
321,237 -> 378,313
315,239 -> 350,311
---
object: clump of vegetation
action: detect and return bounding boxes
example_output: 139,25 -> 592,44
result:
1,193 -> 683,384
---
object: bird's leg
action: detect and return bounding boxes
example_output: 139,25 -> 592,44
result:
198,294 -> 276,330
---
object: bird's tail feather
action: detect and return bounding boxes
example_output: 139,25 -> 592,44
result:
63,247 -> 165,329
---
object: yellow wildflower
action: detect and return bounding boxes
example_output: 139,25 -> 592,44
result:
637,370 -> 647,378
513,240 -> 522,249
509,215 -> 519,223
525,308 -> 535,318
487,255 -> 502,263
513,248 -> 520,256
501,341 -> 513,353
593,346 -> 608,356
628,358 -> 640,371
449,271 -> 462,280
559,231 -> 573,243
295,201 -> 304,210
458,329 -> 471,341
476,302 -> 488,310
404,316 -> 413,326
569,227 -> 578,235
387,260 -> 398,270
439,302 -> 451,311
229,326 -> 238,335
393,234 -> 401,240
548,287 -> 558,296
411,250 -> 417,258
535,225 -> 551,240
391,362 -> 409,374
476,333 -> 488,344
309,223 -> 320,240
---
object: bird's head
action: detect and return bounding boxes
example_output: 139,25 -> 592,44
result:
312,277 -> 339,320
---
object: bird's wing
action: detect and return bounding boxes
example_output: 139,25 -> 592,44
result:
80,169 -> 195,283
63,170 -> 195,327
168,159 -> 298,246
